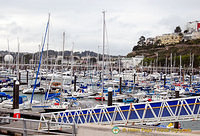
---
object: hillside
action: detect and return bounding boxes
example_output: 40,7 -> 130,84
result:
0,50 -> 118,64
127,44 -> 200,68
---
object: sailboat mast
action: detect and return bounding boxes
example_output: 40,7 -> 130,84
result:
170,53 -> 172,74
45,13 -> 50,95
71,42 -> 74,96
7,39 -> 10,71
101,11 -> 105,103
180,55 -> 182,82
97,45 -> 100,71
61,32 -> 65,92
47,14 -> 50,67
46,14 -> 50,69
17,38 -> 20,80
30,14 -> 50,104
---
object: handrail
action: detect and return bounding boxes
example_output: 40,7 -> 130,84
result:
0,116 -> 76,136
40,96 -> 200,127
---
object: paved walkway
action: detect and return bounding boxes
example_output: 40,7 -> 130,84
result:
77,124 -> 200,136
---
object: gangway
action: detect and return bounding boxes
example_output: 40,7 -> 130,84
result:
39,96 -> 200,129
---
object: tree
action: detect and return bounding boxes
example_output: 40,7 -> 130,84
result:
139,36 -> 145,42
154,39 -> 161,46
179,33 -> 184,42
174,26 -> 182,33
137,36 -> 146,46
184,30 -> 189,33
24,54 -> 32,64
90,57 -> 97,64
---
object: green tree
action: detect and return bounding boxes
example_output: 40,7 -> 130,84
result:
137,36 -> 146,46
24,54 -> 32,64
154,39 -> 161,46
174,26 -> 182,33
184,30 -> 188,33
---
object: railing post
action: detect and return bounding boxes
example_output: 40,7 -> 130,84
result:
72,123 -> 76,136
47,120 -> 50,133
174,91 -> 179,129
23,118 -> 27,136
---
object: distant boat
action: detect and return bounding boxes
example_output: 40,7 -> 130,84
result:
1,96 -> 40,109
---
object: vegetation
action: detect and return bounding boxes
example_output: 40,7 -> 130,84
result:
184,39 -> 200,45
129,39 -> 200,68
174,26 -> 182,33
143,54 -> 200,68
129,25 -> 200,68
137,36 -> 146,46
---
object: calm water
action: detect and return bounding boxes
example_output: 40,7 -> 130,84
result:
161,120 -> 200,130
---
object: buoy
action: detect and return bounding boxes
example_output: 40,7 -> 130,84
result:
147,98 -> 152,102
54,103 -> 59,105
13,109 -> 20,119
167,122 -> 173,128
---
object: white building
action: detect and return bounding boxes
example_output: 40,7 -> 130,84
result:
186,21 -> 200,33
121,56 -> 144,69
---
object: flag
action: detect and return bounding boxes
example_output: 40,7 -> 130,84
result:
197,23 -> 200,31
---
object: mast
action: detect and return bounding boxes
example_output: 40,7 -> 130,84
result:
165,56 -> 167,74
45,13 -> 50,95
46,14 -> 50,70
62,32 -> 65,92
17,38 -> 20,80
97,45 -> 100,72
118,55 -> 121,75
156,52 -> 158,72
180,55 -> 182,83
7,39 -> 10,55
7,39 -> 10,71
71,42 -> 74,96
101,11 -> 106,103
30,14 -> 50,104
170,53 -> 172,74
71,42 -> 74,77
173,53 -> 176,73
192,53 -> 194,80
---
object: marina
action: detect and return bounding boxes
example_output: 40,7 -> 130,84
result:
1,1 -> 200,135
1,62 -> 200,135
1,26 -> 200,134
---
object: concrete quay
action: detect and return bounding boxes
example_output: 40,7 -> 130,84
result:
77,124 -> 200,136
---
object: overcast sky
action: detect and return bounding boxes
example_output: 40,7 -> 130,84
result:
0,0 -> 200,56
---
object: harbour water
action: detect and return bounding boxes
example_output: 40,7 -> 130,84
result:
1,68 -> 200,136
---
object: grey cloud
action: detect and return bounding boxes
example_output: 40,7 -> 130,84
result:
0,0 -> 200,55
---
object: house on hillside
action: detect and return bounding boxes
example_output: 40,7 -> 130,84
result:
155,33 -> 181,45
121,56 -> 144,69
146,38 -> 155,46
183,21 -> 200,41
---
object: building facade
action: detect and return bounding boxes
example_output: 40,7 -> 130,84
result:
186,21 -> 200,33
121,56 -> 144,69
155,33 -> 181,45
